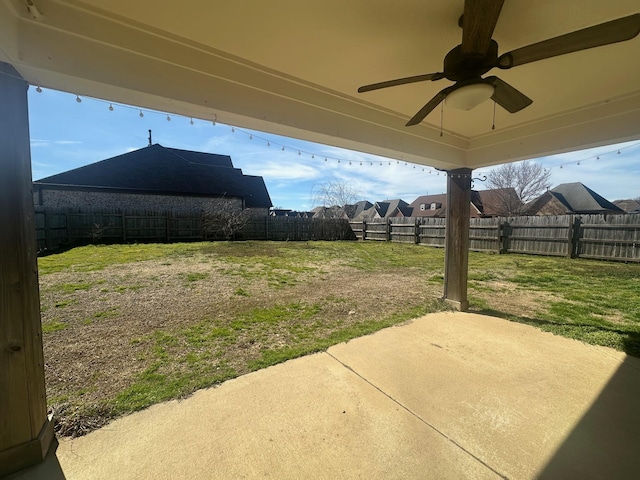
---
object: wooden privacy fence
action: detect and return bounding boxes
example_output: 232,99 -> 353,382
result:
349,213 -> 640,262
35,208 -> 355,252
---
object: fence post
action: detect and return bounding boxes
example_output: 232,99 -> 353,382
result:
496,217 -> 502,254
362,219 -> 366,241
414,217 -> 419,244
166,211 -> 171,242
386,218 -> 391,241
121,212 -> 126,242
501,220 -> 509,254
43,209 -> 51,251
65,212 -> 70,245
569,216 -> 581,259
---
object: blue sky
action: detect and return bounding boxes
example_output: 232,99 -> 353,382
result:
28,88 -> 640,210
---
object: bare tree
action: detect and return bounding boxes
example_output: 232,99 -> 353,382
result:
202,198 -> 252,240
311,180 -> 361,208
486,160 -> 552,215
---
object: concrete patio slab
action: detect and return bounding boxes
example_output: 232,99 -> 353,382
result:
9,312 -> 640,479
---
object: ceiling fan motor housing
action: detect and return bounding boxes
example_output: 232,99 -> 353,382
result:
443,40 -> 499,82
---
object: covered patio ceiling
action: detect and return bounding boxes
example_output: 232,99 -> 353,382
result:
1,0 -> 639,171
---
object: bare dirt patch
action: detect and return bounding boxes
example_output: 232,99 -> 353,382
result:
40,243 -> 446,436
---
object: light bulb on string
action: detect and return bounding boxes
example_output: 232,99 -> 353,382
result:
76,95 -> 82,103
349,161 -> 352,165
337,160 -> 341,164
249,134 -> 253,140
108,103 -> 114,111
212,115 -> 217,126
231,127 -> 235,133
596,155 -> 599,160
166,114 -> 171,121
324,158 -> 327,162
298,151 -> 301,155
267,142 -> 270,147
35,85 -> 42,93
190,118 -> 194,125
139,110 -> 144,117
617,150 -> 621,154
282,147 -> 285,151
577,161 -> 580,166
360,161 -> 362,166
311,154 -> 314,159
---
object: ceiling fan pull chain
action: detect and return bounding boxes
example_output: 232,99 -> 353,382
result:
440,102 -> 444,137
492,101 -> 496,130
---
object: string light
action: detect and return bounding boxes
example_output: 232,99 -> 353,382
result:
46,90 -> 447,177
36,85 -> 42,93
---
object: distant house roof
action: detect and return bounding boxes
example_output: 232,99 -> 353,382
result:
525,183 -> 623,215
614,199 -> 640,213
473,188 -> 521,216
342,200 -> 373,219
34,144 -> 272,208
409,194 -> 448,217
408,189 -> 519,217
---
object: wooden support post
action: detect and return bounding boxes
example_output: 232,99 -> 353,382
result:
0,62 -> 54,477
386,218 -> 391,242
362,219 -> 366,241
414,218 -> 420,244
443,168 -> 472,311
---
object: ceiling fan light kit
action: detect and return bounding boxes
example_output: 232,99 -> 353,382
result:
445,82 -> 494,110
357,1 -> 640,127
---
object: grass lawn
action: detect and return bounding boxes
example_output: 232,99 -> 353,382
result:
38,240 -> 640,436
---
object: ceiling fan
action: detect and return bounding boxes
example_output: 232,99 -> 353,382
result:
357,1 -> 640,126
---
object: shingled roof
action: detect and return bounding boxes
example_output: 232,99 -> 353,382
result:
34,144 -> 272,208
525,182 -> 623,215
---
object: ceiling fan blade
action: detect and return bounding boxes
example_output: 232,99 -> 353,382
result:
486,76 -> 532,113
497,13 -> 640,68
461,0 -> 505,57
406,85 -> 457,126
358,72 -> 445,93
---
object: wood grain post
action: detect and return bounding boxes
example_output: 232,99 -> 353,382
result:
0,62 -> 54,477
443,168 -> 472,311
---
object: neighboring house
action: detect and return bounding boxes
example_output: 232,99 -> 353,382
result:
524,182 -> 624,215
312,200 -> 374,220
355,199 -> 411,220
270,209 -> 313,218
408,188 -> 520,218
33,144 -> 272,215
613,199 -> 640,213
409,194 -> 447,218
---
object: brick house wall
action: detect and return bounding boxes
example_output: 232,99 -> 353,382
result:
33,187 -> 269,216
